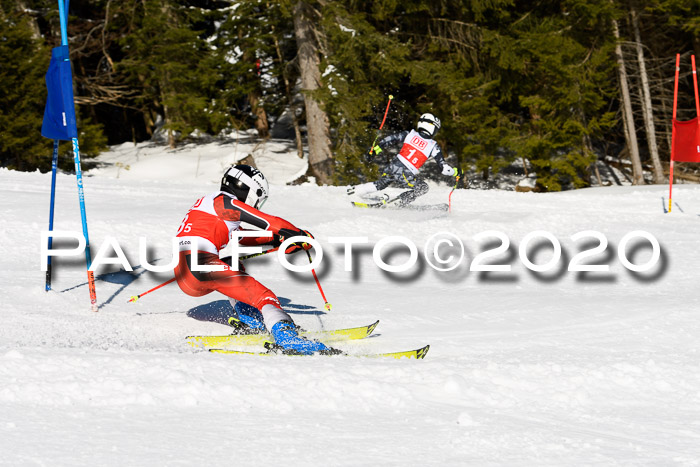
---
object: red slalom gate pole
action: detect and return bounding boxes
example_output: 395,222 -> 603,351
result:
369,94 -> 394,154
693,54 -> 700,118
379,95 -> 393,130
669,54 -> 680,213
448,168 -> 463,213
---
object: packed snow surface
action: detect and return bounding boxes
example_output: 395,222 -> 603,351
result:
2,138 -> 700,466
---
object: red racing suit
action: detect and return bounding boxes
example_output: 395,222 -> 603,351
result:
173,191 -> 300,311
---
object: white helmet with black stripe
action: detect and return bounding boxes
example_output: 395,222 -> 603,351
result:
221,165 -> 269,209
416,113 -> 441,138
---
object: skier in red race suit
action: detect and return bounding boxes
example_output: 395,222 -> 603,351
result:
347,113 -> 459,206
174,164 -> 331,355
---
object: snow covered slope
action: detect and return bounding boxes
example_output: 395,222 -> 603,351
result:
1,140 -> 699,465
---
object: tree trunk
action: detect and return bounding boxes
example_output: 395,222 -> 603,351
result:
292,104 -> 305,159
242,47 -> 269,139
273,32 -> 304,159
631,8 -> 664,184
293,1 -> 334,185
249,91 -> 270,138
612,16 -> 644,185
583,133 -> 603,185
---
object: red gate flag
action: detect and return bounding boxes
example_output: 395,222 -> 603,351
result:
668,54 -> 700,213
671,118 -> 700,162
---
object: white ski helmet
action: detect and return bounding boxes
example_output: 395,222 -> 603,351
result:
221,164 -> 269,209
416,113 -> 441,138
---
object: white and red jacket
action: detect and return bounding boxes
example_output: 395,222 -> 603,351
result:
376,130 -> 447,175
176,191 -> 298,254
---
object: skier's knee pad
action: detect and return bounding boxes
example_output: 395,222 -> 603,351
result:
414,180 -> 429,196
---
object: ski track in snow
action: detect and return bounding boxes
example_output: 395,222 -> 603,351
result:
1,140 -> 700,465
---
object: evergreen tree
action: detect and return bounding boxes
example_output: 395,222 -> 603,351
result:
324,0 -> 620,190
210,0 -> 292,137
1,0 -> 108,171
318,1 -> 411,184
1,0 -> 697,188
491,0 -> 618,190
0,3 -> 52,170
117,0 -> 215,147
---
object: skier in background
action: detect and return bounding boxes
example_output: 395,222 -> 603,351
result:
174,164 -> 332,355
347,113 -> 459,207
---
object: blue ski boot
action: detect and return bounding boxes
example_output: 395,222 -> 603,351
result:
228,302 -> 266,335
270,321 -> 334,355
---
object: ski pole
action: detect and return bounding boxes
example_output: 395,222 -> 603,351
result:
305,249 -> 332,311
127,247 -> 280,303
239,246 -> 280,261
448,167 -> 463,213
369,94 -> 394,155
128,277 -> 175,303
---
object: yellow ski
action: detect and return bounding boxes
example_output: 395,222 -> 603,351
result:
186,320 -> 379,348
209,344 -> 430,360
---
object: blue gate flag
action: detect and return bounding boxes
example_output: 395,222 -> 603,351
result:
41,45 -> 78,140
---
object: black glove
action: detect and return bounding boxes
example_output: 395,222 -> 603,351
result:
276,228 -> 314,254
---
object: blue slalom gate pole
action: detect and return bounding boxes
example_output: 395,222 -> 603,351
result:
57,0 -> 68,44
71,138 -> 98,311
45,140 -> 59,291
60,0 -> 97,310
